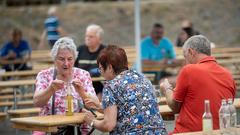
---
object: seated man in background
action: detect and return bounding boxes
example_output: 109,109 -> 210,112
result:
141,23 -> 176,82
160,35 -> 236,134
75,24 -> 105,101
176,20 -> 200,47
0,28 -> 31,71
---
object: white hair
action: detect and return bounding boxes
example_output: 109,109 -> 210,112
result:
183,35 -> 211,56
86,24 -> 104,39
51,37 -> 78,60
48,6 -> 57,16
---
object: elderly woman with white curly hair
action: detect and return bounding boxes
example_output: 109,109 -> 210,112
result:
33,37 -> 100,135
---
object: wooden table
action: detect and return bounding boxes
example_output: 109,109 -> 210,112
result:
11,113 -> 86,133
0,80 -> 35,88
8,107 -> 40,118
157,98 -> 240,108
0,70 -> 39,78
142,59 -> 184,72
0,112 -> 7,121
173,128 -> 240,135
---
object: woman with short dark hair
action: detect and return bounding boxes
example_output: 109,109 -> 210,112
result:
84,45 -> 167,134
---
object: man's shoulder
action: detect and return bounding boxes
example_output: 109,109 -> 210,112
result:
141,36 -> 152,47
77,45 -> 88,51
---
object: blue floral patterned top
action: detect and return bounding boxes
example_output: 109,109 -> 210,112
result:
102,70 -> 167,135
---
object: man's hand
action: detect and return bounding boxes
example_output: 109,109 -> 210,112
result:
7,50 -> 17,59
160,79 -> 173,95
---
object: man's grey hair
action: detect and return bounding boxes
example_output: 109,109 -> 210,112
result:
183,35 -> 211,56
86,24 -> 104,39
51,37 -> 78,60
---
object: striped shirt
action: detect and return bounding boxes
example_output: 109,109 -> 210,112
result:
44,16 -> 60,41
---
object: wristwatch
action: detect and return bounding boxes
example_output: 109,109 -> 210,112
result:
90,120 -> 95,128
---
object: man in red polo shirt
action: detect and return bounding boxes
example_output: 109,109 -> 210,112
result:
160,35 -> 236,133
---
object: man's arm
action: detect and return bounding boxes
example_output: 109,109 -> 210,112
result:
165,88 -> 182,114
160,79 -> 182,114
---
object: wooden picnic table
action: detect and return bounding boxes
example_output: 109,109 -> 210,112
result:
0,80 -> 35,109
8,107 -> 40,118
0,70 -> 39,78
158,97 -> 240,108
11,113 -> 86,133
173,127 -> 240,135
142,59 -> 184,72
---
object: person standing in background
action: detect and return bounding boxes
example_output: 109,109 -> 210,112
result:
75,24 -> 105,101
39,6 -> 67,49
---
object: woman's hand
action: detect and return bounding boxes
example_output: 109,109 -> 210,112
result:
84,111 -> 95,125
84,98 -> 102,111
72,79 -> 88,99
49,79 -> 65,93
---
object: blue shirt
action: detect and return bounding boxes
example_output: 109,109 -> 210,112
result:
0,39 -> 31,58
44,16 -> 60,41
141,36 -> 176,61
102,70 -> 167,135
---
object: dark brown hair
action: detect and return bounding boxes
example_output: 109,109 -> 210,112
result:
12,28 -> 22,37
97,45 -> 128,74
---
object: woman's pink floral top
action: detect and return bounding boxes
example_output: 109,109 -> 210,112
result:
35,67 -> 97,116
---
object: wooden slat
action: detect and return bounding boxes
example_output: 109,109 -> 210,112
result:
12,123 -> 58,133
0,93 -> 33,100
11,113 -> 85,126
8,108 -> 40,118
0,100 -> 33,107
0,80 -> 35,88
0,112 -> 7,121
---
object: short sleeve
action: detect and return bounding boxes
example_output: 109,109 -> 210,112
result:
102,87 -> 116,109
141,40 -> 150,60
35,71 -> 51,94
173,66 -> 189,102
165,39 -> 176,59
55,17 -> 59,27
0,43 -> 9,57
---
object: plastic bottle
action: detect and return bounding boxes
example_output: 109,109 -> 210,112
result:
202,100 -> 213,135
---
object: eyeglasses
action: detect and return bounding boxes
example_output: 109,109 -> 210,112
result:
97,67 -> 104,73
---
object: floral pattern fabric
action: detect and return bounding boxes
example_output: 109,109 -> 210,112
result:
35,67 -> 97,116
102,70 -> 167,135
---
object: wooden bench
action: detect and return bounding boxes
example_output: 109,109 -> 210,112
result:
0,112 -> 7,121
8,107 -> 40,118
0,93 -> 33,101
0,88 -> 14,94
0,100 -> 34,107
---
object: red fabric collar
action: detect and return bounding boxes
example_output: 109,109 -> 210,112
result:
197,56 -> 216,64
